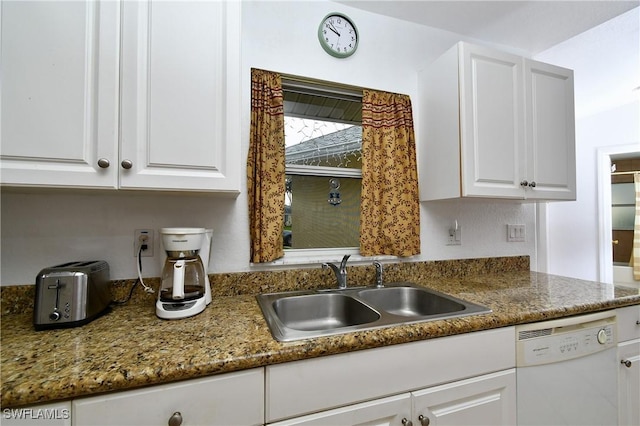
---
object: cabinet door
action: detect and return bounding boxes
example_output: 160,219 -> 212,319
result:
617,305 -> 640,342
459,44 -> 525,199
72,369 -> 264,426
412,369 -> 516,426
618,339 -> 640,426
268,394 -> 411,426
0,1 -> 119,188
524,60 -> 576,200
119,0 -> 240,193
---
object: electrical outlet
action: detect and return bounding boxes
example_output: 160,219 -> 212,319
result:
134,229 -> 154,257
507,224 -> 525,242
447,226 -> 462,246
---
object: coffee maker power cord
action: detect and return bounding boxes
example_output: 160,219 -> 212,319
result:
112,244 -> 154,305
136,244 -> 155,294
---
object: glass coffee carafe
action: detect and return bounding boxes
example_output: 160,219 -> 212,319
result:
156,228 -> 210,320
160,255 -> 206,302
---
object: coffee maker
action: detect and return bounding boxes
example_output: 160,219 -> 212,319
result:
156,228 -> 212,319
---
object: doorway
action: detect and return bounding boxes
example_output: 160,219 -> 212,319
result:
597,144 -> 640,288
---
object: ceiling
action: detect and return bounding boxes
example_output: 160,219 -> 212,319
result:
335,1 -> 639,54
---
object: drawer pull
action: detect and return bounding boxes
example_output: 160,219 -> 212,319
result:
97,158 -> 110,168
121,159 -> 133,169
418,415 -> 430,426
401,418 -> 413,426
168,411 -> 182,426
621,359 -> 632,368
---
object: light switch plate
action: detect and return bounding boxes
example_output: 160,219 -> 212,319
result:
507,224 -> 525,242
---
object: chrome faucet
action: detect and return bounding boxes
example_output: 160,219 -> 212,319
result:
322,255 -> 351,289
373,261 -> 384,288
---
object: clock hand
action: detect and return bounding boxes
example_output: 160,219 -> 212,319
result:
328,23 -> 341,37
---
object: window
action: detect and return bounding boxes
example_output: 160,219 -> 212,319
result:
249,69 -> 420,263
282,78 -> 363,250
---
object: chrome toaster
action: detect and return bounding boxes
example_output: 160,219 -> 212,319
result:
34,261 -> 111,330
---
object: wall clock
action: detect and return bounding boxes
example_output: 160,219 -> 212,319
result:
318,13 -> 359,58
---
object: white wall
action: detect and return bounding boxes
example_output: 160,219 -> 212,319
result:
0,0 -> 537,285
534,7 -> 640,281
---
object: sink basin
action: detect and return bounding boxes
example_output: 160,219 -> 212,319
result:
357,287 -> 465,317
272,293 -> 380,331
257,282 -> 491,342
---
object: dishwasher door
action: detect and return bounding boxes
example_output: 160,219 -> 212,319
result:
516,311 -> 618,426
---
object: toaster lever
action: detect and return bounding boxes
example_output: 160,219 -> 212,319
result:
48,279 -> 64,321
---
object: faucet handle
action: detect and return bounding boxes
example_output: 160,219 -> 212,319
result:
373,261 -> 383,288
340,254 -> 351,269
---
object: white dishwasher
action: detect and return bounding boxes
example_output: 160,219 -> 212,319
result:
516,311 -> 618,426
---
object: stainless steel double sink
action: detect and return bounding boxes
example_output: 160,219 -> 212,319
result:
257,282 -> 492,341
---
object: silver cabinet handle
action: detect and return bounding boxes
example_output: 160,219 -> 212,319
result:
418,415 -> 430,426
529,181 -> 536,188
401,418 -> 413,426
97,158 -> 110,168
121,159 -> 133,169
168,411 -> 182,426
520,180 -> 529,187
621,359 -> 632,368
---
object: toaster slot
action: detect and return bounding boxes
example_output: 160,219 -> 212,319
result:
53,261 -> 83,268
74,261 -> 100,267
51,260 -> 101,269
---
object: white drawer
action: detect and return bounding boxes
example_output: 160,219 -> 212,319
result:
73,368 -> 264,426
617,305 -> 640,342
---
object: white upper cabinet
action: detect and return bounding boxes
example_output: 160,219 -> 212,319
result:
419,42 -> 576,201
1,0 -> 240,193
119,0 -> 240,192
524,59 -> 576,200
1,1 -> 120,188
459,45 -> 526,199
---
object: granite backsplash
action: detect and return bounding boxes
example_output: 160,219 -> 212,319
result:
1,256 -> 529,315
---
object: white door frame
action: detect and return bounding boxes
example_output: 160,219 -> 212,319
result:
596,144 -> 640,283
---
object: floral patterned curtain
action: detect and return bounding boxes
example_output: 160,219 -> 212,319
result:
359,89 -> 421,256
247,69 -> 285,263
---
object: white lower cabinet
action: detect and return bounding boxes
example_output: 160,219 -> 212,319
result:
72,368 -> 263,426
618,339 -> 640,426
266,327 -> 515,424
270,370 -> 516,426
617,305 -> 640,426
412,369 -> 516,426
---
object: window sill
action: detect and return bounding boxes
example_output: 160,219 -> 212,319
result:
254,248 -> 397,268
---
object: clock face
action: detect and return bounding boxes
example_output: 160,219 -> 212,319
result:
318,13 -> 359,58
